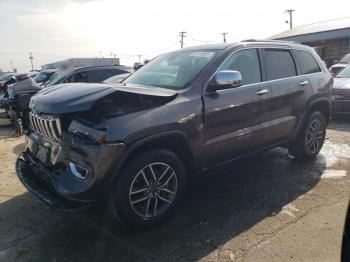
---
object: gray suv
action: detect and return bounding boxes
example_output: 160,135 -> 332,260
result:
16,40 -> 332,228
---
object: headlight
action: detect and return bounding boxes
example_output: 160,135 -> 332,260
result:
68,120 -> 106,144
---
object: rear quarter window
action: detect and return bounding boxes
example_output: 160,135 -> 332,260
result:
265,49 -> 297,80
294,49 -> 322,74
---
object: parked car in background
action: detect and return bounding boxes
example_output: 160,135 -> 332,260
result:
1,73 -> 31,91
329,54 -> 350,75
0,73 -> 14,93
332,65 -> 350,115
16,40 -> 332,229
1,65 -> 131,135
44,65 -> 131,87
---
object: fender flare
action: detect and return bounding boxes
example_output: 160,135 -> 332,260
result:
105,130 -> 197,189
292,96 -> 331,141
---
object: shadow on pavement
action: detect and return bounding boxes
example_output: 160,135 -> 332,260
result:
0,148 -> 326,261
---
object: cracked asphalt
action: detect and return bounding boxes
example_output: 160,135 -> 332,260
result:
0,118 -> 350,262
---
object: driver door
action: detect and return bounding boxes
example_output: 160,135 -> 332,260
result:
203,48 -> 271,167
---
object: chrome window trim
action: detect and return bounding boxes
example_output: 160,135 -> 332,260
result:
204,45 -> 325,94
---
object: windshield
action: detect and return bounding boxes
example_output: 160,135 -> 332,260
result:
336,66 -> 350,78
339,54 -> 350,64
44,72 -> 65,87
35,71 -> 55,83
0,74 -> 13,81
124,50 -> 217,90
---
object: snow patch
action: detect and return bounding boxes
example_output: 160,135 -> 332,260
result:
280,204 -> 299,218
321,170 -> 347,179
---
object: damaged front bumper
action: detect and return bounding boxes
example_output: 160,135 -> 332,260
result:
16,131 -> 125,211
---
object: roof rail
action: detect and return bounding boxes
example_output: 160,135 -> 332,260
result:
241,39 -> 300,44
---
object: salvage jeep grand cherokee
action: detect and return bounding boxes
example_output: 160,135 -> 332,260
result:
16,40 -> 332,228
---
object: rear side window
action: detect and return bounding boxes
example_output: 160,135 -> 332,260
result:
294,50 -> 322,74
87,69 -> 113,83
265,49 -> 296,80
218,48 -> 262,85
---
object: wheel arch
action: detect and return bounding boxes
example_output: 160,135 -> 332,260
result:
307,98 -> 331,125
293,97 -> 331,141
113,131 -> 197,181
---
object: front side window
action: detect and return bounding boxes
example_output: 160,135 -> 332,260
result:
87,70 -> 111,83
69,72 -> 88,83
294,50 -> 321,74
218,49 -> 261,85
265,49 -> 296,80
125,50 -> 217,90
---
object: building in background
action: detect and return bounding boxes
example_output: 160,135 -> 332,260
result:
269,17 -> 350,67
42,57 -> 120,70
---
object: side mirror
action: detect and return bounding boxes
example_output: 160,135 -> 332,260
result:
207,70 -> 242,93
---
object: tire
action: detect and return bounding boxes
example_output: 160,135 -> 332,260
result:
110,149 -> 187,229
289,111 -> 326,160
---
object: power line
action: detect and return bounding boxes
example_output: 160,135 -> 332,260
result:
188,37 -> 214,43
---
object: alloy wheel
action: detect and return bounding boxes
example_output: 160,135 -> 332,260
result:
128,162 -> 178,219
305,119 -> 324,154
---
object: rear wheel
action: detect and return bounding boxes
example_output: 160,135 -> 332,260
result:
111,149 -> 187,229
289,111 -> 326,160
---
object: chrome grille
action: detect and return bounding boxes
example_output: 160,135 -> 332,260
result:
29,112 -> 62,139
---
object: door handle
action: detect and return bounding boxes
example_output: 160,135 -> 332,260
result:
255,89 -> 269,95
298,80 -> 309,86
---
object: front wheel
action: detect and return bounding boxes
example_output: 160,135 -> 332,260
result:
289,111 -> 326,160
111,149 -> 187,229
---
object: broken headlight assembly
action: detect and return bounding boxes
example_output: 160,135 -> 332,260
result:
68,120 -> 106,144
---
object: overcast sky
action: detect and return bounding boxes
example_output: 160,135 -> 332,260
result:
0,0 -> 349,71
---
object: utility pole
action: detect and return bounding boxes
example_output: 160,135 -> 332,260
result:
29,52 -> 34,70
285,9 -> 295,29
179,31 -> 187,48
10,61 -> 14,72
138,55 -> 141,63
221,32 -> 228,43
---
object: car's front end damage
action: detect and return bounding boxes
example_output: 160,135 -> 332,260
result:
17,125 -> 125,210
16,82 -> 179,211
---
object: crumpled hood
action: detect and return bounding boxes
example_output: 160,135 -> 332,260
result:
30,83 -> 178,114
8,78 -> 42,98
332,78 -> 350,91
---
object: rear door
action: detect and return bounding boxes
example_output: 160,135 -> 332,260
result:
203,48 -> 271,167
262,48 -> 309,143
